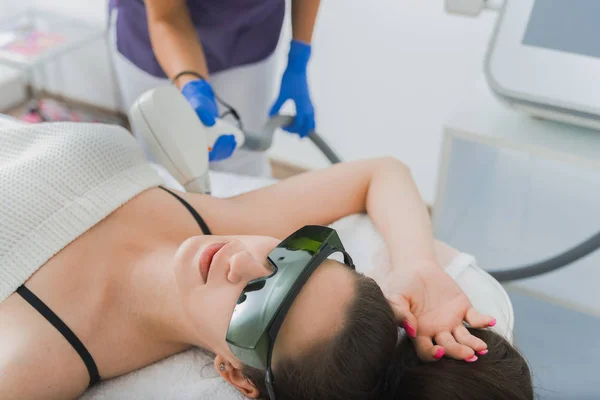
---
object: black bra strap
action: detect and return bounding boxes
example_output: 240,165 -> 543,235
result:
14,187 -> 210,388
159,186 -> 212,235
16,285 -> 101,386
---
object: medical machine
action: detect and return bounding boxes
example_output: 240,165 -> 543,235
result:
448,0 -> 600,131
444,0 -> 600,281
129,85 -> 340,194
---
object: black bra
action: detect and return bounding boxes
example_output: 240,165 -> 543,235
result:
17,186 -> 211,387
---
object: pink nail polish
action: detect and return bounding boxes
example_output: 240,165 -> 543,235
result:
402,321 -> 416,338
434,348 -> 445,360
477,349 -> 488,355
465,355 -> 478,363
489,319 -> 497,327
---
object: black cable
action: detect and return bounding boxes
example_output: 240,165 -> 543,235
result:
308,132 -> 342,164
211,92 -> 243,131
170,71 -> 244,130
488,230 -> 600,282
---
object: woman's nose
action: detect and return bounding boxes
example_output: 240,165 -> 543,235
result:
227,250 -> 272,284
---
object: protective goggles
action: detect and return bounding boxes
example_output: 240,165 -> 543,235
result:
226,225 -> 355,399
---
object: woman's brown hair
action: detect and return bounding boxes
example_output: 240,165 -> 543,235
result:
244,274 -> 533,400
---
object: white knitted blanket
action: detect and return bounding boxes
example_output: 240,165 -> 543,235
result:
0,122 -> 162,303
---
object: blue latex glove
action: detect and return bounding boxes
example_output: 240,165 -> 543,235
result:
269,40 -> 315,138
208,134 -> 237,162
181,79 -> 236,162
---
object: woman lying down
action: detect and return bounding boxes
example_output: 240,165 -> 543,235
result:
0,123 -> 532,400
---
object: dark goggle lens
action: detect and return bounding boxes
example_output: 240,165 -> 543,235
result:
236,261 -> 278,304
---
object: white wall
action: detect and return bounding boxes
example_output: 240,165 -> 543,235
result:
268,0 -> 498,203
0,0 -> 499,203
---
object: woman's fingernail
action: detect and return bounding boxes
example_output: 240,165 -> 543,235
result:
465,355 -> 478,363
403,321 -> 417,338
477,349 -> 488,355
434,348 -> 445,360
489,319 -> 497,327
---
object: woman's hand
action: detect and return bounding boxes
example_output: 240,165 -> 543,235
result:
380,262 -> 496,362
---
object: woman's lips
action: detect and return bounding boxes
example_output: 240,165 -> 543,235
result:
199,242 -> 226,282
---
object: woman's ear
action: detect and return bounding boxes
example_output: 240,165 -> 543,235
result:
214,354 -> 260,398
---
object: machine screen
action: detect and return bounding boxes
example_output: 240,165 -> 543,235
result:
523,0 -> 600,59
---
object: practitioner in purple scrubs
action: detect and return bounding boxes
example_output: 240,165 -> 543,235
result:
109,0 -> 319,177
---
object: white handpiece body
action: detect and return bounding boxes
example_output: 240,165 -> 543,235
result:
129,86 -> 245,194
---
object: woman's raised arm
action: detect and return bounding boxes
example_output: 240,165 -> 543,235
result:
194,156 -> 437,270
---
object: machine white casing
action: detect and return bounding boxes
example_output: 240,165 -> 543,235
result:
445,0 -> 486,16
484,0 -> 600,131
129,85 -> 245,194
